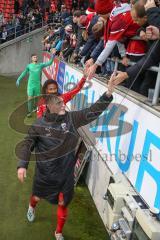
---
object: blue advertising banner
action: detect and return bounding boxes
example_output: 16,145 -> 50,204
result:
64,65 -> 160,210
57,61 -> 66,94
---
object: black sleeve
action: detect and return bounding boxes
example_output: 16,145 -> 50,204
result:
17,125 -> 38,169
126,40 -> 160,79
146,7 -> 160,27
71,93 -> 113,129
80,35 -> 96,57
74,28 -> 84,54
90,40 -> 104,62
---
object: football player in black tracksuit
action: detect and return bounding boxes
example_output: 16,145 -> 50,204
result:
17,79 -> 114,240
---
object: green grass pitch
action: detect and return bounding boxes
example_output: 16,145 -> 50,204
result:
0,75 -> 110,240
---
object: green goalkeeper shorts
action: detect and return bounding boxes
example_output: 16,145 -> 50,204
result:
27,86 -> 41,97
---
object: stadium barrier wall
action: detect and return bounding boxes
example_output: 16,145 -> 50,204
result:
42,52 -> 160,225
0,27 -> 47,76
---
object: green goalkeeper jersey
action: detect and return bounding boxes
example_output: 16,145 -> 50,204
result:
17,55 -> 54,87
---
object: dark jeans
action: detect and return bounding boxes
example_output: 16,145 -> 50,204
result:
125,55 -> 157,96
140,70 -> 157,96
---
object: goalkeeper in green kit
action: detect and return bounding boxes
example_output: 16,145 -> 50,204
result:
16,52 -> 55,117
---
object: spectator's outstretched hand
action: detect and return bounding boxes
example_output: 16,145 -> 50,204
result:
139,30 -> 148,41
144,0 -> 156,10
59,51 -> 63,59
86,64 -> 97,80
146,26 -> 160,40
51,48 -> 57,55
111,71 -> 129,86
85,58 -> 94,70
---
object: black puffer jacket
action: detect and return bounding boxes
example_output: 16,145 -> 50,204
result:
146,7 -> 160,27
17,93 -> 113,205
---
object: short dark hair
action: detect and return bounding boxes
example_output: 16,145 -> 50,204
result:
73,10 -> 81,17
31,53 -> 37,57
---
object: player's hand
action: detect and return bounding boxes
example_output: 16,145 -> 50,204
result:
86,64 -> 98,80
17,168 -> 27,183
83,68 -> 89,79
85,58 -> 94,69
58,199 -> 64,206
16,80 -> 20,87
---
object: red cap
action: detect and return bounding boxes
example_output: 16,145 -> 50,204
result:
95,0 -> 113,15
86,7 -> 96,14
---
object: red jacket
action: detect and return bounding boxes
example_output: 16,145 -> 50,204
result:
37,76 -> 86,118
104,11 -> 147,56
126,39 -> 147,56
105,11 -> 139,43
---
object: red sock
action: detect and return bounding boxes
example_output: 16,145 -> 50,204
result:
56,193 -> 68,234
56,205 -> 68,233
59,192 -> 64,202
29,195 -> 39,208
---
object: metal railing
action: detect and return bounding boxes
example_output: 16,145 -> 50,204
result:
2,15 -> 160,105
106,57 -> 160,106
0,14 -> 59,44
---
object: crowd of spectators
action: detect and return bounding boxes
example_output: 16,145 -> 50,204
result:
42,0 -> 160,98
0,0 -> 58,44
1,0 -> 160,98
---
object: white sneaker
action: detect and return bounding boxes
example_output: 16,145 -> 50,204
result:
27,206 -> 35,222
55,232 -> 64,240
27,112 -> 32,118
32,108 -> 37,113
